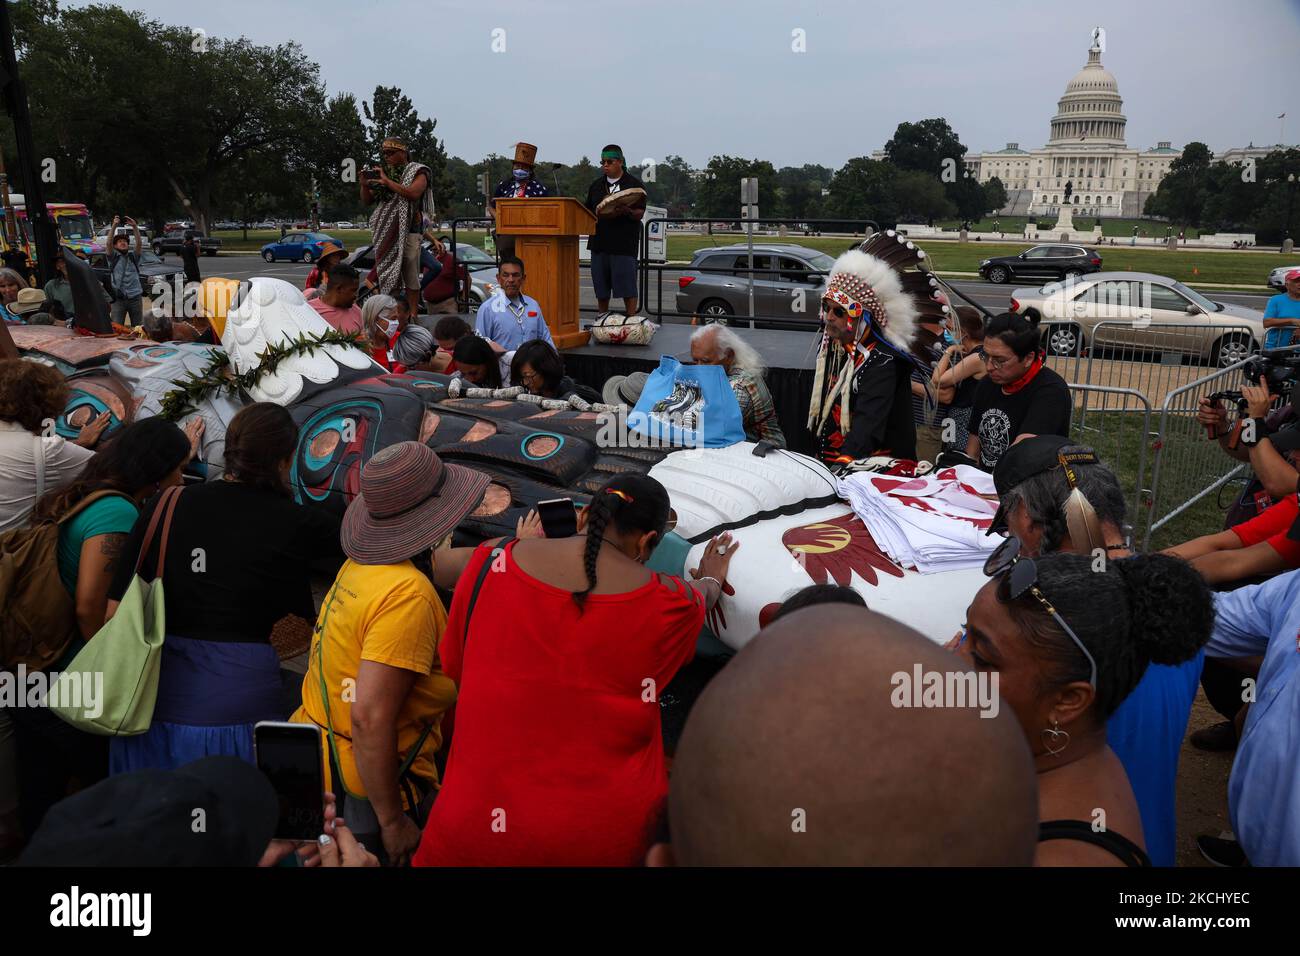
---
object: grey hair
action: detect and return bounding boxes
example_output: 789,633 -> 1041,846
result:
691,322 -> 765,375
1001,444 -> 1128,553
360,293 -> 397,334
0,267 -> 30,291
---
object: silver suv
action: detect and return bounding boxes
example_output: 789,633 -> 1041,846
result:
675,243 -> 835,325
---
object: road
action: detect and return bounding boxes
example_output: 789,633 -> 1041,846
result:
193,254 -> 1274,327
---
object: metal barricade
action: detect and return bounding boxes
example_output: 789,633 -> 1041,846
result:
1144,357 -> 1254,549
1066,384 -> 1153,535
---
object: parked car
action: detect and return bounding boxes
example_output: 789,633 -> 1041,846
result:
1267,264 -> 1300,291
154,230 -> 221,257
674,243 -> 835,325
252,220 -> 277,230
211,220 -> 242,231
344,239 -> 497,309
335,220 -> 357,229
979,244 -> 1102,284
260,231 -> 343,263
1009,271 -> 1264,365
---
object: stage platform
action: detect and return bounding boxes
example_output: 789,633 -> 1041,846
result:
562,324 -> 822,454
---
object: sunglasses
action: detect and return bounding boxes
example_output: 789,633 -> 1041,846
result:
821,301 -> 849,319
983,536 -> 1097,689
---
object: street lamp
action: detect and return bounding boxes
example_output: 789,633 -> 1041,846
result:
1285,173 -> 1297,251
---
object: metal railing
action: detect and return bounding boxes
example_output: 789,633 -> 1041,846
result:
1143,357 -> 1256,549
1065,384 -> 1154,535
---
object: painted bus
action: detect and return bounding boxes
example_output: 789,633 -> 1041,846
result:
1,193 -> 102,259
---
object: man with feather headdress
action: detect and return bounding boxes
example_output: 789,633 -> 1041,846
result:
809,234 -> 954,467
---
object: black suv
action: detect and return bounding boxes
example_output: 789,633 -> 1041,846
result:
153,230 -> 221,258
978,244 -> 1101,284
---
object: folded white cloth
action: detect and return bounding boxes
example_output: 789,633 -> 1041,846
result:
838,465 -> 1004,573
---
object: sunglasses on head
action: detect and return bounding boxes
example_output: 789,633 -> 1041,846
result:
983,536 -> 1097,689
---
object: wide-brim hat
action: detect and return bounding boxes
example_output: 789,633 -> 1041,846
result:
513,142 -> 538,167
10,287 -> 47,315
341,441 -> 489,564
317,242 -> 346,264
602,370 -> 649,406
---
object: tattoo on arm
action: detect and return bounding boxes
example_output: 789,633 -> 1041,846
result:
99,533 -> 128,573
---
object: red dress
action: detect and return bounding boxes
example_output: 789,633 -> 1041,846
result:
412,540 -> 706,867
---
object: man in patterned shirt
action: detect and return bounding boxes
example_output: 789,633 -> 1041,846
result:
489,142 -> 550,258
689,323 -> 786,447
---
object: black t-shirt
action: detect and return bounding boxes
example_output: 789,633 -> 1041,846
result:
584,172 -> 646,257
108,480 -> 343,644
968,365 -> 1072,469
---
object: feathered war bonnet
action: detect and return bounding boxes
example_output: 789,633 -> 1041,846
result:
808,231 -> 954,434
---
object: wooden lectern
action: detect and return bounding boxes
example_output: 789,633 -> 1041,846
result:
493,197 -> 596,349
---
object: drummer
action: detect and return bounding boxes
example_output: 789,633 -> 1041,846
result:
489,142 -> 549,259
584,144 -> 646,320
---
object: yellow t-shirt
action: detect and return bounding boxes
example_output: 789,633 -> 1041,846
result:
291,559 -> 456,799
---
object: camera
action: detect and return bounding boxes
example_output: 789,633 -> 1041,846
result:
361,167 -> 381,181
1243,349 -> 1300,396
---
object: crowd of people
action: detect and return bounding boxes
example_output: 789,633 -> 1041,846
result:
0,139 -> 1297,871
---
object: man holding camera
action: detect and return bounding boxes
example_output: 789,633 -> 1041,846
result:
1197,371 -> 1300,509
361,136 -> 436,318
106,215 -> 144,327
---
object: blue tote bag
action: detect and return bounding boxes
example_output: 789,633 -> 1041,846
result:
626,356 -> 745,448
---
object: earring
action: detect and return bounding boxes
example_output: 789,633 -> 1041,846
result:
1041,718 -> 1070,757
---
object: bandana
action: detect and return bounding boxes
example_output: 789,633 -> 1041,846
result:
601,148 -> 624,161
382,136 -> 408,152
1002,354 -> 1043,394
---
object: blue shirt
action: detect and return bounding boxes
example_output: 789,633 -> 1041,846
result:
474,292 -> 551,352
107,249 -> 143,299
1207,570 -> 1300,866
1262,294 -> 1300,349
1106,652 -> 1205,867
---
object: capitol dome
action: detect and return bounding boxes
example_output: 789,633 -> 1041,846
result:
1047,41 -> 1126,147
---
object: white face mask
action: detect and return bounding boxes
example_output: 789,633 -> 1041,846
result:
379,318 -> 399,338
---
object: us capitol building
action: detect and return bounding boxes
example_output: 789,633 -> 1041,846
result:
958,37 -> 1282,221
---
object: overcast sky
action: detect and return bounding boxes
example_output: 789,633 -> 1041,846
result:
71,0 -> 1300,167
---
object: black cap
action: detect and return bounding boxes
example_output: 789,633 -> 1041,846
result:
18,757 -> 280,867
987,435 -> 1096,535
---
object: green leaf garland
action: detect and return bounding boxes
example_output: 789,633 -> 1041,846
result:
159,330 -> 368,420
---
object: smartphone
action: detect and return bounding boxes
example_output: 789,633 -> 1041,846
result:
537,497 -> 578,538
361,168 -> 381,181
253,721 -> 325,842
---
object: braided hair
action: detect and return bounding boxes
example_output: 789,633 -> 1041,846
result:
1003,551 -> 1213,719
573,474 -> 672,612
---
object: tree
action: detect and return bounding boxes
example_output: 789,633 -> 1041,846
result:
884,118 -> 967,178
633,154 -> 695,217
892,170 -> 955,224
824,157 -> 899,227
1145,142 -> 1212,228
695,156 -> 776,220
983,176 -> 1008,214
775,164 -> 833,221
311,93 -> 369,221
17,3 -> 328,232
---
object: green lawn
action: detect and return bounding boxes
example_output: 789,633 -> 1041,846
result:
1068,408 -> 1240,551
